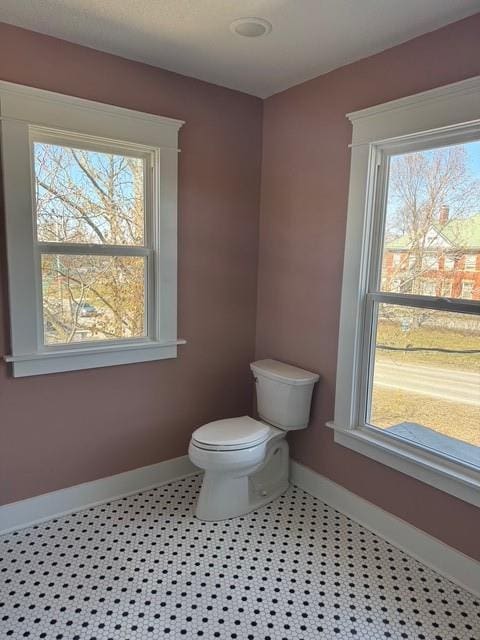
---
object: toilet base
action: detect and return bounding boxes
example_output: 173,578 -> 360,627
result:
195,439 -> 289,521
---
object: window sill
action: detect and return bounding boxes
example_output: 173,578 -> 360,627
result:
4,339 -> 187,377
326,422 -> 480,508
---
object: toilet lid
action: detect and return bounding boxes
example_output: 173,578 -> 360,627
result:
192,416 -> 271,450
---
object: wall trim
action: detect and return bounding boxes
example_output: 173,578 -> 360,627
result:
290,460 -> 480,598
0,455 -> 198,535
331,425 -> 480,508
346,74 -> 480,122
0,80 -> 185,132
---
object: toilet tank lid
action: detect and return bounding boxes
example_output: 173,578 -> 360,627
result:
250,359 -> 319,386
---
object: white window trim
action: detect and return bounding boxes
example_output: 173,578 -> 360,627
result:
330,75 -> 480,508
0,81 -> 186,376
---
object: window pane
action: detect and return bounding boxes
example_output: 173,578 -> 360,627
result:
34,142 -> 145,246
41,255 -> 146,344
368,303 -> 480,467
380,140 -> 480,301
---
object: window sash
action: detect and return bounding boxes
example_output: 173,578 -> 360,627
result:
364,144 -> 480,310
36,247 -> 153,351
30,129 -> 153,249
360,294 -> 479,438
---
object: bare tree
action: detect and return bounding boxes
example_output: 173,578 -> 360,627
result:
384,145 -> 480,297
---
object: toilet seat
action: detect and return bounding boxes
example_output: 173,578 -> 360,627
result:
191,416 -> 271,451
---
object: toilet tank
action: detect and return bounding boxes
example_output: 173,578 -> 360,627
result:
250,359 -> 319,430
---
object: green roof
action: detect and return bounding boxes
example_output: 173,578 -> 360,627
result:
386,213 -> 480,250
386,236 -> 413,250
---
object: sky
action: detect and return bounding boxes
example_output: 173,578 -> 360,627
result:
385,140 -> 480,233
466,140 -> 480,175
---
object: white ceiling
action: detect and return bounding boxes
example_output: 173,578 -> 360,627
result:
0,0 -> 479,98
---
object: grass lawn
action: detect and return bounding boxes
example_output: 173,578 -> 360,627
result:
371,386 -> 480,447
376,319 -> 480,371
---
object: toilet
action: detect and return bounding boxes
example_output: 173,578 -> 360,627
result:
188,359 -> 319,521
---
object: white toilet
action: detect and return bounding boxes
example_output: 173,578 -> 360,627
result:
188,359 -> 319,521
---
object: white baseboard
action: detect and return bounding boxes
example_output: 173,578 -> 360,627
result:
290,460 -> 480,598
0,455 -> 197,535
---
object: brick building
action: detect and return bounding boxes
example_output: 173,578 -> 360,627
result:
383,211 -> 480,301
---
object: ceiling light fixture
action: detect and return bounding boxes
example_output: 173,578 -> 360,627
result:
230,17 -> 272,38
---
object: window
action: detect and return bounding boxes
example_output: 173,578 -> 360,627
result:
441,281 -> 453,297
462,281 -> 475,300
464,254 -> 477,271
399,280 -> 413,294
420,279 -> 437,297
392,253 -> 402,267
35,137 -> 149,346
421,254 -> 438,271
390,278 -> 402,293
331,76 -> 480,507
444,255 -> 455,270
1,82 -> 185,376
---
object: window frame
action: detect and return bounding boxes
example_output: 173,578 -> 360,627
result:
0,81 -> 185,376
444,255 -> 455,270
461,281 -> 475,299
464,255 -> 477,271
421,254 -> 439,270
391,252 -> 402,267
441,281 -> 453,297
329,75 -> 480,507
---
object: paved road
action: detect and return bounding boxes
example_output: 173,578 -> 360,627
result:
374,361 -> 480,407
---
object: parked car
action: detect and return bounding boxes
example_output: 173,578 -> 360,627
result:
77,302 -> 98,317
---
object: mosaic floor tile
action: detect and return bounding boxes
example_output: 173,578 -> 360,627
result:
1,474 -> 478,639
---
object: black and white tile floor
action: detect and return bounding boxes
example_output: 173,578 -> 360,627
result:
1,474 -> 478,639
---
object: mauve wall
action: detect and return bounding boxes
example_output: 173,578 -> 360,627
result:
256,14 -> 480,560
0,23 -> 262,505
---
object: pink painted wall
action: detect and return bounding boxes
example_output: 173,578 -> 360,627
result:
0,23 -> 263,505
256,13 -> 480,560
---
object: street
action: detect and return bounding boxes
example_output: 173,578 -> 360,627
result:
374,360 -> 480,407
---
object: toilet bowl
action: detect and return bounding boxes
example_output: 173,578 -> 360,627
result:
189,360 -> 319,521
189,416 -> 289,521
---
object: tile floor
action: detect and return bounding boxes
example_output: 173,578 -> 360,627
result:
0,474 -> 478,640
